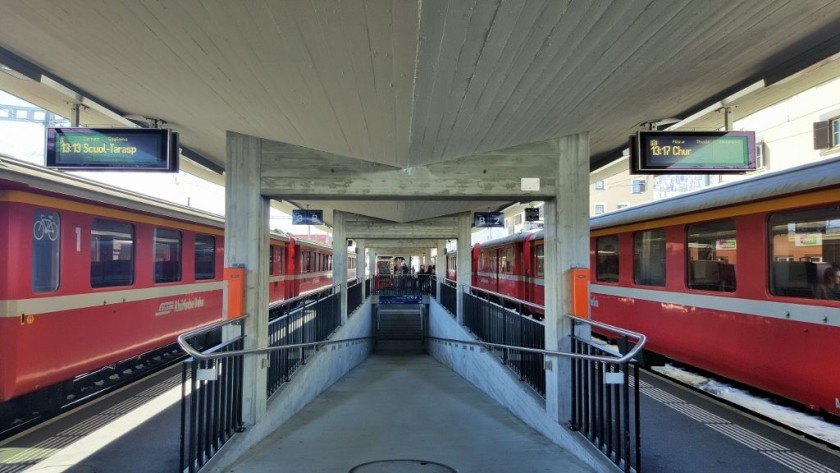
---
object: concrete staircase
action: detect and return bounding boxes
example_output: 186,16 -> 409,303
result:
375,308 -> 425,354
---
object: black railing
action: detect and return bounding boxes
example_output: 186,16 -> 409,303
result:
372,274 -> 433,294
439,279 -> 457,316
452,284 -> 643,473
463,292 -> 546,395
180,323 -> 245,473
570,327 -> 642,473
348,279 -> 363,315
266,290 -> 341,398
179,287 -> 346,472
268,285 -> 335,321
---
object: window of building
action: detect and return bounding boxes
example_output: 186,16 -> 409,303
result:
32,209 -> 60,292
617,203 -> 629,210
514,213 -> 523,225
154,228 -> 182,283
595,235 -> 619,283
633,229 -> 665,286
91,219 -> 134,288
686,220 -> 736,292
769,205 -> 840,299
195,234 -> 215,280
755,142 -> 766,169
595,180 -> 606,190
632,178 -> 647,194
594,203 -> 606,215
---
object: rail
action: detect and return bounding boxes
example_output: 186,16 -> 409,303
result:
178,285 -> 374,473
467,284 -> 546,315
445,287 -> 645,473
427,317 -> 645,366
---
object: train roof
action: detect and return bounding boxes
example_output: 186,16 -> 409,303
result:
473,229 -> 543,249
590,156 -> 840,231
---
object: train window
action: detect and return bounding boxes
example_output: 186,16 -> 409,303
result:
195,234 -> 215,280
154,228 -> 182,283
91,219 -> 134,288
595,235 -> 619,283
769,205 -> 840,299
506,248 -> 513,272
304,251 -> 311,272
535,244 -> 544,277
32,209 -> 60,292
686,220 -> 736,292
633,229 -> 665,286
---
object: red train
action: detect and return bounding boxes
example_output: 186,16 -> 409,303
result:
0,155 -> 354,412
449,157 -> 840,417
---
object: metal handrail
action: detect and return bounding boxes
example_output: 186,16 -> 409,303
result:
467,285 -> 546,314
268,283 -> 341,309
177,314 -> 250,360
177,315 -> 374,361
428,314 -> 646,364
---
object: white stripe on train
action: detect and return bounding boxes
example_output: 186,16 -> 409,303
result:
591,284 -> 840,328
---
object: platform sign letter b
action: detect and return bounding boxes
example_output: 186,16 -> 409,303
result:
474,212 -> 504,228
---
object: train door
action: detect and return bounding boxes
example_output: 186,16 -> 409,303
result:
491,248 -> 501,294
527,236 -> 545,306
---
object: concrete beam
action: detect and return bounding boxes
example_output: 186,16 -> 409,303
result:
261,139 -> 559,200
345,215 -> 462,240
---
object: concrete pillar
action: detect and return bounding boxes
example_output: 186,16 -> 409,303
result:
356,239 -> 366,298
224,131 -> 269,426
544,133 -> 590,424
333,211 -> 348,325
456,212 -> 472,325
436,240 -> 446,300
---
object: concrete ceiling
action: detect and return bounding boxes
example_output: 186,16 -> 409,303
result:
1,0 -> 839,225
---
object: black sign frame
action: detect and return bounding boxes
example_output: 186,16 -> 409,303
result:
631,130 -> 756,174
46,127 -> 178,172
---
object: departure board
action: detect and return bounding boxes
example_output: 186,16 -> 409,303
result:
46,127 -> 178,172
632,131 -> 755,174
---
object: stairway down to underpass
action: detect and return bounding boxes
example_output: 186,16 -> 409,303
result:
375,307 -> 424,354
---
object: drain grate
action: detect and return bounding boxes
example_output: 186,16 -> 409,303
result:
349,459 -> 457,473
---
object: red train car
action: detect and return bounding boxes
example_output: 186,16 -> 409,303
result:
453,157 -> 840,416
472,232 -> 544,316
590,157 -> 840,417
0,155 -> 354,409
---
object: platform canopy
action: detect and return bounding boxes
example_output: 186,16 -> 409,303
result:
1,0 -> 839,224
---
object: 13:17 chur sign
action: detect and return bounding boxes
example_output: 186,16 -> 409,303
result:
631,131 -> 756,174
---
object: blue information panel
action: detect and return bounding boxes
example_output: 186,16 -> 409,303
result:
474,212 -> 504,228
379,295 -> 423,305
292,209 -> 323,225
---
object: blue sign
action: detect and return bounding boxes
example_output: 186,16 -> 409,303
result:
292,209 -> 323,225
474,212 -> 504,228
379,295 -> 423,305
